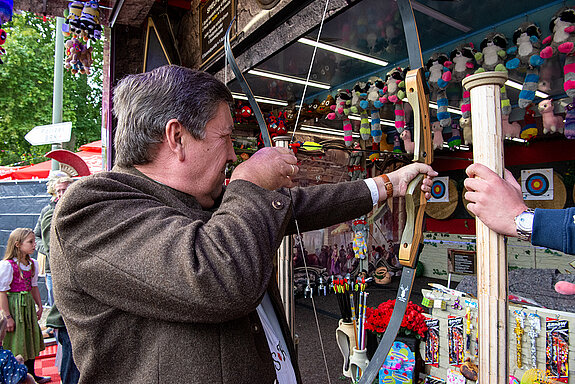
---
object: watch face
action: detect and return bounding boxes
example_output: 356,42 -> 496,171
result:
517,211 -> 534,232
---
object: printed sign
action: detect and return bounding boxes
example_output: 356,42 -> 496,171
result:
429,176 -> 449,203
200,0 -> 235,63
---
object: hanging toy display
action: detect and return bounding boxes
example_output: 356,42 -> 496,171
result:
505,23 -> 545,108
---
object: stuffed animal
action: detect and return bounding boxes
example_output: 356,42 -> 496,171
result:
367,78 -> 385,143
448,124 -> 461,149
426,53 -> 453,128
432,121 -> 444,150
381,67 -> 407,134
564,102 -> 575,139
506,23 -> 545,108
475,32 -> 508,73
352,217 -> 369,260
316,94 -> 334,117
521,105 -> 538,140
426,53 -> 452,92
460,117 -> 472,146
64,1 -> 84,38
0,0 -> 13,26
540,8 -> 575,58
78,44 -> 93,75
541,8 -> 575,97
350,82 -> 371,140
450,43 -> 476,83
0,28 -> 5,64
460,89 -> 471,119
80,0 -> 102,41
348,143 -> 365,180
502,113 -> 521,139
64,38 -> 82,71
538,99 -> 564,134
327,89 -> 353,146
400,129 -> 415,154
276,111 -> 287,135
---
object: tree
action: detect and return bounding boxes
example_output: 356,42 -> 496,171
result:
0,11 -> 102,166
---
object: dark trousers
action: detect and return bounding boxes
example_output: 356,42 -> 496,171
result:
56,328 -> 80,384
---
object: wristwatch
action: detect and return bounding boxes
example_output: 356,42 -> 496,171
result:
514,208 -> 535,241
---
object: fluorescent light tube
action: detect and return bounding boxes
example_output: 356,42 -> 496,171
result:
298,37 -> 389,67
505,79 -> 549,99
300,124 -> 360,138
231,92 -> 288,106
248,69 -> 330,89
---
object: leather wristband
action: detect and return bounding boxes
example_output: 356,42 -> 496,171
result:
379,174 -> 393,200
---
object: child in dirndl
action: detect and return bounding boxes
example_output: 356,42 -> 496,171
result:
0,228 -> 49,383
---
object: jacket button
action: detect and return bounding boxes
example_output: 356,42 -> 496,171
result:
253,324 -> 259,332
272,200 -> 284,209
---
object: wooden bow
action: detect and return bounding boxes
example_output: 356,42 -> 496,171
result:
358,0 -> 432,382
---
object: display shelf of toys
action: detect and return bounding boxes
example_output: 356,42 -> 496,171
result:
420,288 -> 575,384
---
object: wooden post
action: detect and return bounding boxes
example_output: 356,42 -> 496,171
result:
273,135 -> 295,340
461,71 -> 509,384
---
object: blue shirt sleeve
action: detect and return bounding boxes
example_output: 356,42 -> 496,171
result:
531,208 -> 575,255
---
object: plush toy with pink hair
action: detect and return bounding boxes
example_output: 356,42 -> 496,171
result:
538,99 -> 564,135
540,7 -> 575,97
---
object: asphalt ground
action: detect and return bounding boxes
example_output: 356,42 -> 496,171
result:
294,276 -> 447,384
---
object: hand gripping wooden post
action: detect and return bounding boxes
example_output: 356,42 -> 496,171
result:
461,71 -> 509,384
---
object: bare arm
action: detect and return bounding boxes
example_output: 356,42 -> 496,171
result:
0,291 -> 14,332
31,286 -> 43,321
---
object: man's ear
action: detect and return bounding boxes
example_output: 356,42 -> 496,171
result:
165,119 -> 186,161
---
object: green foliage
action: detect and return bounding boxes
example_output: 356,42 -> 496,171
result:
0,12 -> 102,166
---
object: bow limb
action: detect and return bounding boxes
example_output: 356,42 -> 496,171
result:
224,20 -> 272,148
358,1 -> 430,383
398,68 -> 432,268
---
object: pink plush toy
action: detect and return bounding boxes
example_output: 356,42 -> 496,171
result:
555,281 -> 575,295
400,129 -> 414,154
538,99 -> 564,134
432,121 -> 444,150
502,114 -> 521,138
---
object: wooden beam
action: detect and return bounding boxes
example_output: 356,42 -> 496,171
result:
462,71 -> 509,384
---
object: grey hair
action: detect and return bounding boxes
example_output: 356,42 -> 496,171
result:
47,175 -> 74,196
112,65 -> 234,167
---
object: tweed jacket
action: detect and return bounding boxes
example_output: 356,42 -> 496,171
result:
50,165 -> 374,384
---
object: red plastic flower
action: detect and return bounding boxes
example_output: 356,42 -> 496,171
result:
364,300 -> 428,339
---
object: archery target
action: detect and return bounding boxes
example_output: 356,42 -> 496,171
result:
518,170 -> 566,210
521,169 -> 553,200
426,179 -> 458,220
429,177 -> 449,203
